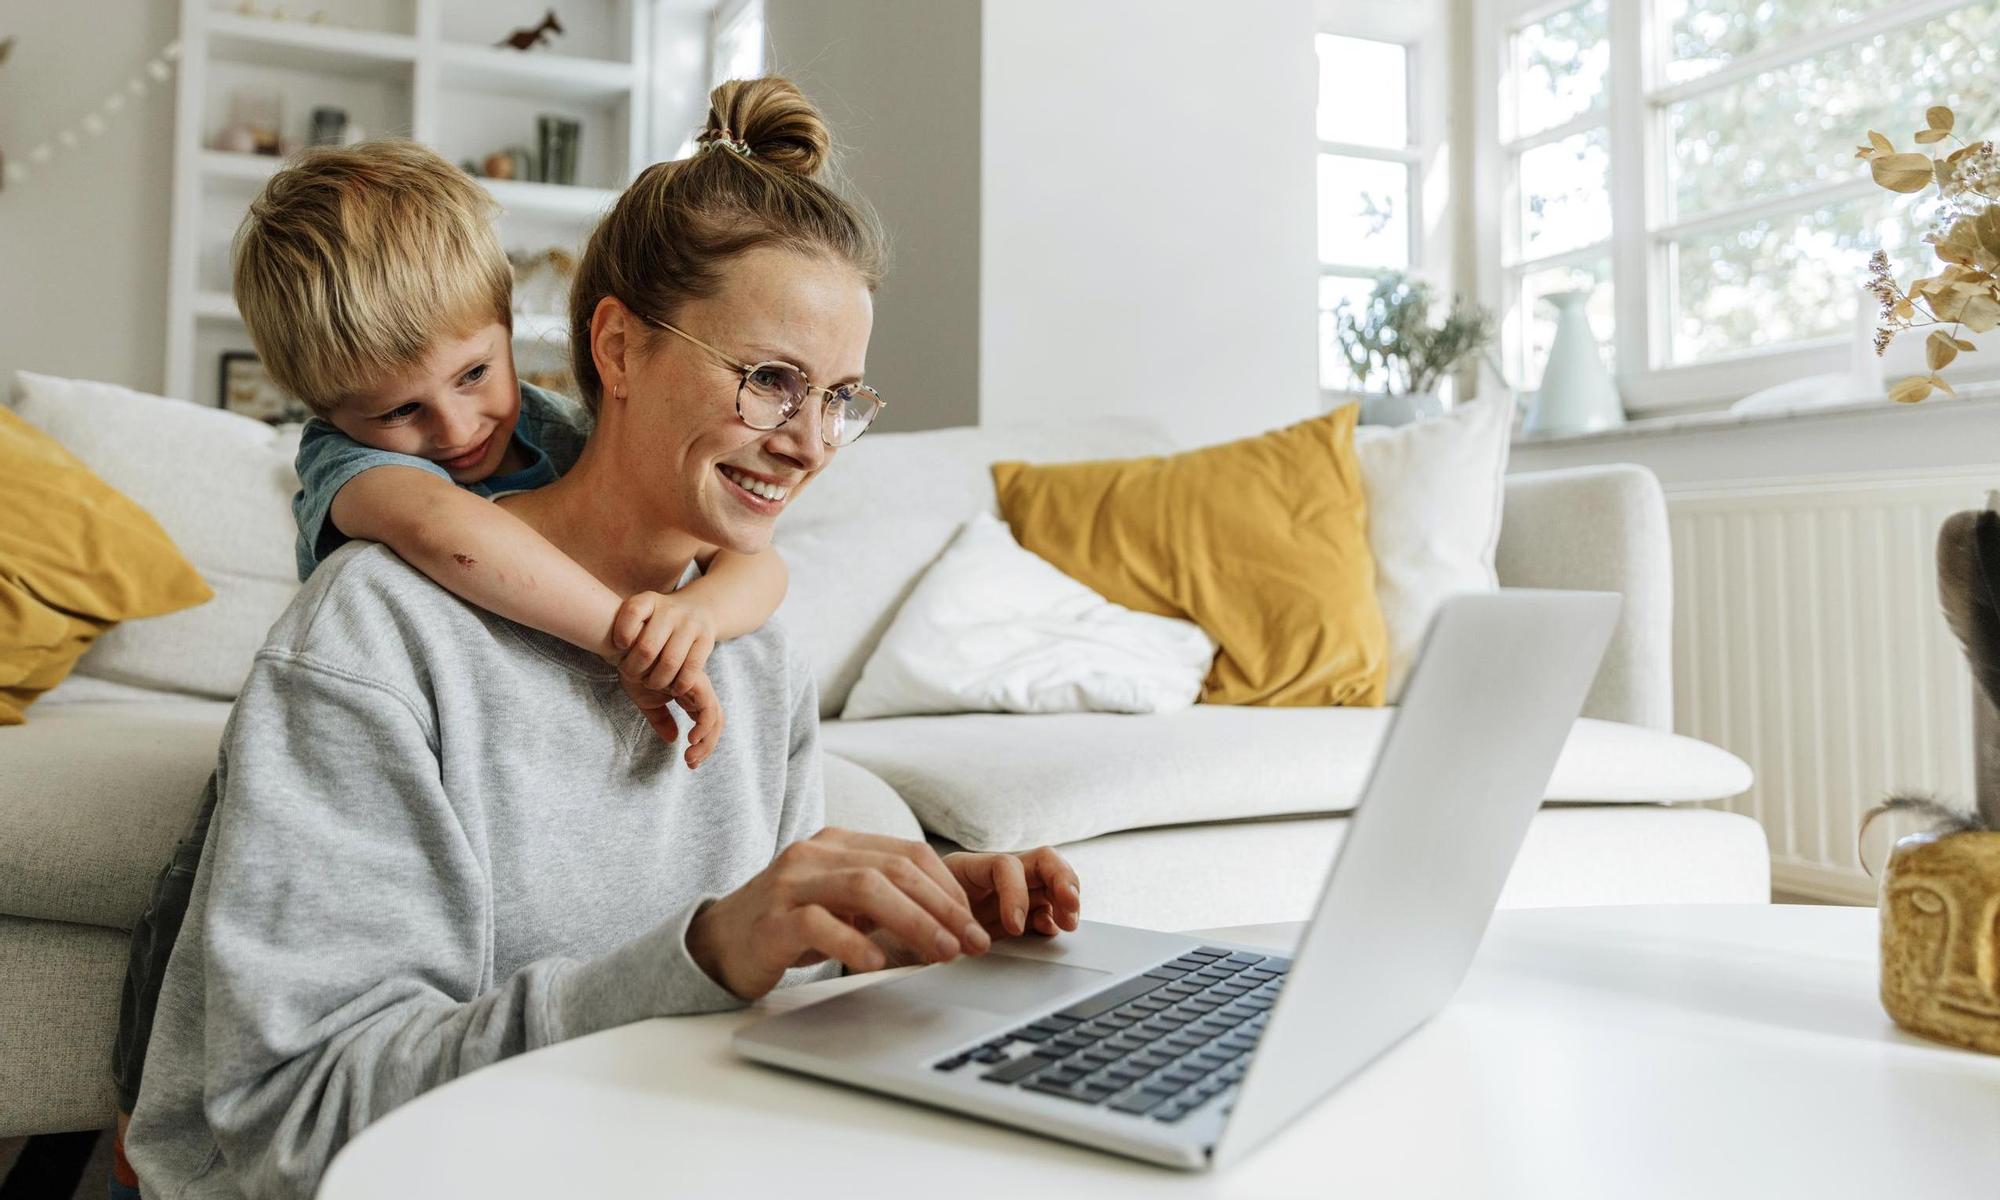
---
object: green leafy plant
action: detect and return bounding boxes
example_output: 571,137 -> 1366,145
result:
1333,273 -> 1496,395
1857,104 -> 2000,403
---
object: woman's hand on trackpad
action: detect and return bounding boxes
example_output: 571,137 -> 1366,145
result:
944,847 -> 1081,940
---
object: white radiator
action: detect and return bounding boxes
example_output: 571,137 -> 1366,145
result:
1667,469 -> 1996,903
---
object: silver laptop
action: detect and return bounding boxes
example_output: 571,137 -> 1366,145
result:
735,590 -> 1620,1171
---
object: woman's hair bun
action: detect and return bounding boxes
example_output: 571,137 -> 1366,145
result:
702,76 -> 830,177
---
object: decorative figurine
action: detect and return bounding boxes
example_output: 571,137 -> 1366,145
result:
498,10 -> 564,52
1867,500 -> 2000,1055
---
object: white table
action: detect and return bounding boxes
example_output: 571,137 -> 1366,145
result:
320,905 -> 2000,1199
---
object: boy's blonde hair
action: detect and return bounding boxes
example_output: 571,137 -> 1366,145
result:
233,140 -> 512,415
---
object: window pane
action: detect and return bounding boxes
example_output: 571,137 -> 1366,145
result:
711,0 -> 766,91
1660,0 -> 1907,86
1518,127 -> 1611,260
1318,154 -> 1411,269
1512,0 -> 1609,139
1319,274 -> 1382,390
1669,193 -> 1930,363
1667,4 -> 2000,220
1317,33 -> 1408,148
1507,259 -> 1614,388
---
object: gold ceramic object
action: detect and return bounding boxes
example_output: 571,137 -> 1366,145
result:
1880,829 -> 2000,1054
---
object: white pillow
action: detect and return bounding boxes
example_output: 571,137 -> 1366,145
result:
1354,395 -> 1514,700
7,371 -> 303,698
840,514 -> 1216,720
773,417 -> 1178,718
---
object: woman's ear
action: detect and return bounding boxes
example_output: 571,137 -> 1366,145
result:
589,295 -> 635,404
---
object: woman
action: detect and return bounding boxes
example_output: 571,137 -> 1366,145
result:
125,78 -> 1080,1199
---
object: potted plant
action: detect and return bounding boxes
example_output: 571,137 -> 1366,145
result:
1853,104 -> 2000,1056
1331,273 -> 1496,426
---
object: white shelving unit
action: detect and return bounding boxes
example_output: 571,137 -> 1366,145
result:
165,0 -> 657,410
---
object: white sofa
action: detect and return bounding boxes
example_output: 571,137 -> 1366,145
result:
0,378 -> 1767,1137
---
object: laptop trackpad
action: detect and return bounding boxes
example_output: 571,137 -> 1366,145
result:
887,954 -> 1110,1016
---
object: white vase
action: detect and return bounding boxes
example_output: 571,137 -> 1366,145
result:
1524,290 -> 1624,436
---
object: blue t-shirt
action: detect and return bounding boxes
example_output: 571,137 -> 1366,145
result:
291,381 -> 592,581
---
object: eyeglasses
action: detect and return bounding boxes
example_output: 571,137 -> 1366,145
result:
645,318 -> 885,447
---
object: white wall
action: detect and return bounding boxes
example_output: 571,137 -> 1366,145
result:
765,0 -> 983,432
0,1 -> 178,397
979,0 -> 1319,448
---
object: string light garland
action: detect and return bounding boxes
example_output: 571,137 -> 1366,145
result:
0,38 -> 181,192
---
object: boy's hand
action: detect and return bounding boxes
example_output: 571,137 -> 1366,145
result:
618,668 -> 724,769
942,847 -> 1082,939
611,590 -> 726,768
611,590 -> 718,697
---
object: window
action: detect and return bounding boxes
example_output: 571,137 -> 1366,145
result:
1316,32 -> 1420,391
1483,0 -> 2000,412
1499,0 -> 1616,391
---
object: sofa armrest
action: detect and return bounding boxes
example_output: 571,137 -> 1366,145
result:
1496,464 -> 1672,731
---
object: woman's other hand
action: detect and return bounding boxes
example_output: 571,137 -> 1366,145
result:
685,828 -> 993,1000
945,847 -> 1081,939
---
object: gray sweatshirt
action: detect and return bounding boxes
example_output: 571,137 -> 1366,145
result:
125,543 -> 831,1199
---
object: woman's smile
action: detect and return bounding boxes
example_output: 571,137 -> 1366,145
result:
718,462 -> 794,511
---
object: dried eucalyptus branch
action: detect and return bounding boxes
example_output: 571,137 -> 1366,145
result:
1857,105 -> 2000,403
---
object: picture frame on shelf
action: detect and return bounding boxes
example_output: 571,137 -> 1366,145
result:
218,351 -> 311,423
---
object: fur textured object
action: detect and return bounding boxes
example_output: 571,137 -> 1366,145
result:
1864,505 -> 2000,849
1932,506 -> 2000,829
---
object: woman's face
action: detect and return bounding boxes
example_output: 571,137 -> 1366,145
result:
615,245 -> 873,555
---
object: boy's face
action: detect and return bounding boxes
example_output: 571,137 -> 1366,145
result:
326,322 -> 521,483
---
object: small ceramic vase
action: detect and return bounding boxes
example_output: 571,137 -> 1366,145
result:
1523,289 -> 1624,436
1358,391 -> 1443,427
1879,829 -> 2000,1054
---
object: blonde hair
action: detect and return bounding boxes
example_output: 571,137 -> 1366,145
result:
567,76 -> 888,415
232,140 -> 513,415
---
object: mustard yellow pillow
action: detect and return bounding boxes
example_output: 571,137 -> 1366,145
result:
0,406 -> 212,722
992,405 -> 1386,707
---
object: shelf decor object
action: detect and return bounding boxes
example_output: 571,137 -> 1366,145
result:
163,0 -> 655,407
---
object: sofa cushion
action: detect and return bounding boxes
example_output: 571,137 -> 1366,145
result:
992,406 -> 1386,707
1000,806 -> 1770,932
0,407 -> 214,723
7,372 -> 303,699
821,707 -> 1754,851
840,514 -> 1215,719
773,418 -> 1177,718
0,699 -> 229,930
821,752 -> 922,840
1354,396 -> 1512,700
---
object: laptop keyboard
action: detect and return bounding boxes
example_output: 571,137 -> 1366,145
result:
930,947 -> 1290,1124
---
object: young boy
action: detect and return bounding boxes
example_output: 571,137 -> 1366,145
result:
106,141 -> 787,1198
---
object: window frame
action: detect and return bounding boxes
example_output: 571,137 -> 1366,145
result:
1316,1 -> 1454,408
1476,0 -> 1986,416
